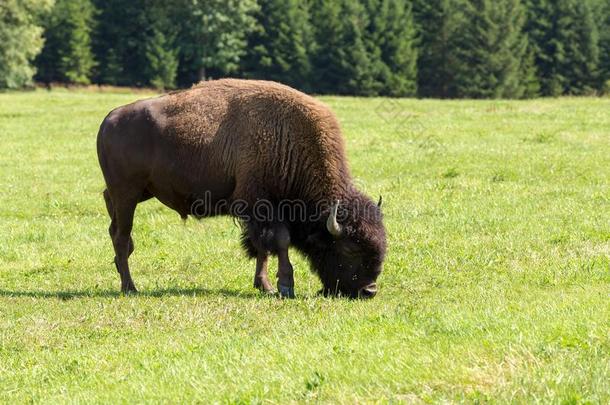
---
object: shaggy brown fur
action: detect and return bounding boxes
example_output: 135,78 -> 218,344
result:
163,79 -> 351,204
97,79 -> 386,298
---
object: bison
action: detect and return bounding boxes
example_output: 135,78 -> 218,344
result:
97,79 -> 386,298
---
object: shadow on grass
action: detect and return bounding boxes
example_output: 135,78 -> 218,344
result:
0,287 -> 262,300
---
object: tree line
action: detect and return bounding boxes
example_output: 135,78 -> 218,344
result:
1,0 -> 608,98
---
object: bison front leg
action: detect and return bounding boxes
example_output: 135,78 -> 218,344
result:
274,225 -> 295,298
254,252 -> 275,294
277,249 -> 295,298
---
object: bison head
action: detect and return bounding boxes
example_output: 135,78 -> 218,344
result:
305,194 -> 386,299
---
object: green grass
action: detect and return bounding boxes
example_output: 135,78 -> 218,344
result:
0,88 -> 609,403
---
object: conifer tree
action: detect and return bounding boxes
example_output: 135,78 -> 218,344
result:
93,0 -> 180,88
598,2 -> 610,92
451,0 -> 532,98
362,0 -> 418,96
559,0 -> 599,95
412,0 -> 460,98
145,27 -> 179,90
520,41 -> 541,97
92,0 -> 148,86
525,0 -> 600,95
310,0 -> 377,95
242,0 -> 313,91
523,0 -> 556,94
36,0 -> 96,85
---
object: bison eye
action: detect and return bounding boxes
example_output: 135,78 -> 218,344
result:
339,242 -> 361,257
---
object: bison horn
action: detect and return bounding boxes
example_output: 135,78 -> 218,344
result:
326,200 -> 343,237
377,195 -> 383,208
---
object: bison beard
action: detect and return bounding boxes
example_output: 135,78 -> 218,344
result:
97,79 -> 386,298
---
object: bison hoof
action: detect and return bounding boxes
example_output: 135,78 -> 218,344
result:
277,284 -> 295,299
258,286 -> 277,295
254,279 -> 276,295
121,285 -> 138,294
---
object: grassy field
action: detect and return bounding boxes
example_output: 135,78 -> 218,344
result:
0,88 -> 608,403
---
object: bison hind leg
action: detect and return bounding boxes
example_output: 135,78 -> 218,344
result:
103,188 -> 140,293
240,222 -> 277,295
241,221 -> 294,298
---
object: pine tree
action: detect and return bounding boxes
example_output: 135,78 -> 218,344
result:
598,2 -> 610,92
451,0 -> 532,98
0,0 -> 53,89
92,0 -> 148,86
413,0 -> 460,98
36,0 -> 96,85
242,0 -> 313,91
93,0 -> 179,88
145,28 -> 179,90
525,0 -> 600,95
362,0 -> 418,97
520,40 -> 541,97
562,0 -> 599,95
589,0 -> 609,92
310,0 -> 377,95
142,3 -> 180,90
523,0 -> 556,94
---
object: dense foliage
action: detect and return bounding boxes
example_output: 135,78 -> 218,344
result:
36,0 -> 96,85
0,0 -> 53,88
0,0 -> 608,97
